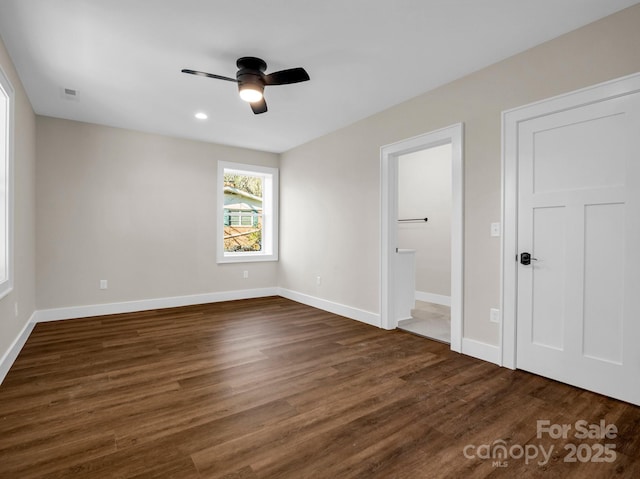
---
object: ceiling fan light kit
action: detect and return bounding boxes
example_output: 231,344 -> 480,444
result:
238,85 -> 264,103
182,56 -> 310,114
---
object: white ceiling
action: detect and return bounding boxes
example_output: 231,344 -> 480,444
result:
0,0 -> 637,153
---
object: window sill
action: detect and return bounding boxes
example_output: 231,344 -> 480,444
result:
217,253 -> 278,264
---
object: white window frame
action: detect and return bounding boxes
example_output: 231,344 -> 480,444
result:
0,66 -> 14,300
217,161 -> 278,263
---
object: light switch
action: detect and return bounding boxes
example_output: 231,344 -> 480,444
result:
491,222 -> 501,237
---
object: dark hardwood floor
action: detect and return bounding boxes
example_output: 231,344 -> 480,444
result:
1,296 -> 638,478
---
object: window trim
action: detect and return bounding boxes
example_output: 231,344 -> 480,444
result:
0,66 -> 14,300
217,161 -> 278,263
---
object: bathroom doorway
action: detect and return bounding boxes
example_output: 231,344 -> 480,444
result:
380,124 -> 463,352
396,144 -> 452,343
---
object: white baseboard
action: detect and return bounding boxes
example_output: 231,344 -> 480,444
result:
277,288 -> 380,328
415,291 -> 451,307
461,337 -> 501,365
32,286 -> 381,329
34,287 -> 279,323
0,313 -> 36,385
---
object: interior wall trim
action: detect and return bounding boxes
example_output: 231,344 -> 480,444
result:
32,288 -> 381,328
415,291 -> 451,306
33,288 -> 279,323
277,288 -> 380,327
0,313 -> 36,385
461,337 -> 501,365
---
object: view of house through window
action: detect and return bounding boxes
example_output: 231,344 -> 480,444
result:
217,161 -> 278,263
223,173 -> 263,252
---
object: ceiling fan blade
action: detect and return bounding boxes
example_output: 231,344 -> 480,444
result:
181,69 -> 237,83
264,67 -> 310,85
250,98 -> 268,115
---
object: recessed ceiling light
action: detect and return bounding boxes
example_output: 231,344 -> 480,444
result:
195,112 -> 208,120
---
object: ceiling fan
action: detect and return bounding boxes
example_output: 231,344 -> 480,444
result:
182,57 -> 310,114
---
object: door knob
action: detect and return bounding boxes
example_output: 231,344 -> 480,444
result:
520,252 -> 538,265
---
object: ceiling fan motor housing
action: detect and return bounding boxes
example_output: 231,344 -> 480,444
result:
236,57 -> 267,96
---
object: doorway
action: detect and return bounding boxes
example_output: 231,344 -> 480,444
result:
380,124 -> 463,353
502,73 -> 640,405
395,144 -> 452,343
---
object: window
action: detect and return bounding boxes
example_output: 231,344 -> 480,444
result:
0,66 -> 13,299
217,161 -> 278,263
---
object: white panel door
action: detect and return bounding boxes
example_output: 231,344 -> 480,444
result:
516,91 -> 640,405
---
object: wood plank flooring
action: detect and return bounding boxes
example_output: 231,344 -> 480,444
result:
1,296 -> 639,478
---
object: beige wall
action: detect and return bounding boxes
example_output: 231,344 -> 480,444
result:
0,35 -> 36,360
398,145 -> 452,297
279,5 -> 640,344
36,118 -> 279,310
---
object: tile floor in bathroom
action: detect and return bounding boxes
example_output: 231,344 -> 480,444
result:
397,300 -> 451,343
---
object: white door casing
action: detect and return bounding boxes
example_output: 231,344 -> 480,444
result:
380,123 -> 463,353
502,73 -> 640,405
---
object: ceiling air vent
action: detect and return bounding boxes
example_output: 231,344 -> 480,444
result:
61,87 -> 79,101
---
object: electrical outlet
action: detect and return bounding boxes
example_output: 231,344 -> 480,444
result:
490,308 -> 500,323
316,276 -> 321,286
243,270 -> 249,279
100,279 -> 108,290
